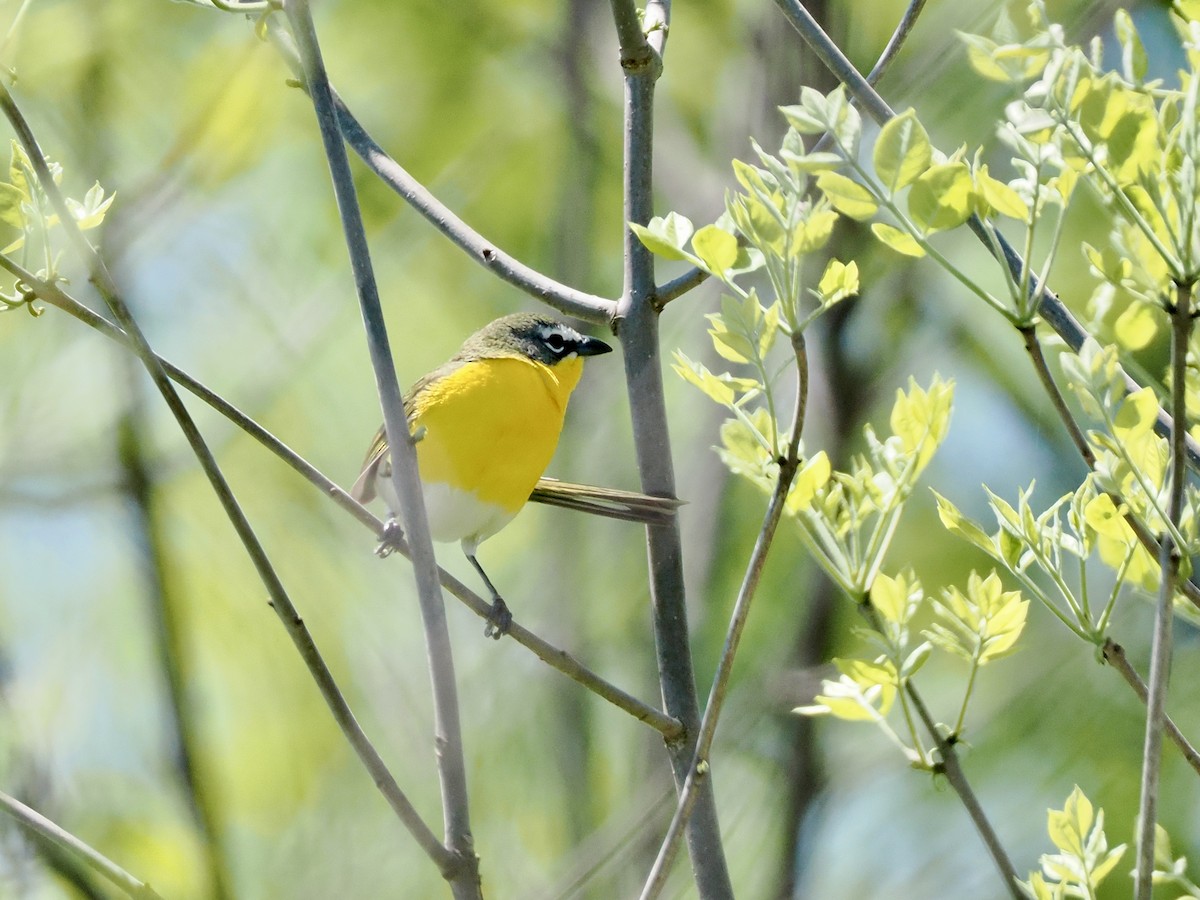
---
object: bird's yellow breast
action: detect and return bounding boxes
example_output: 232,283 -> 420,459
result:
411,355 -> 584,515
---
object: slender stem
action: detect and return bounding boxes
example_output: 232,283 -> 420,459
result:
1135,281 -> 1192,900
0,253 -> 681,738
0,791 -> 163,899
1021,327 -> 1096,467
1102,639 -> 1200,776
262,17 -> 613,325
611,6 -> 732,894
640,332 -> 808,899
904,685 -> 1022,898
656,264 -> 711,307
282,4 -> 479,892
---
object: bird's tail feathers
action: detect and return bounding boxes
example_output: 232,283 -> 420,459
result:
528,477 -> 683,525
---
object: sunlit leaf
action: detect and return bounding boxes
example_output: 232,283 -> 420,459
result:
816,171 -> 878,220
816,258 -> 859,308
873,109 -> 932,194
907,162 -> 975,232
630,213 -> 696,261
691,223 -> 740,275
871,222 -> 926,257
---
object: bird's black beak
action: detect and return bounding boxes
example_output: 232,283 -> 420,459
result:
577,335 -> 613,357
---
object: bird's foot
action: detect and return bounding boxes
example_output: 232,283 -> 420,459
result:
374,517 -> 405,558
483,597 -> 512,640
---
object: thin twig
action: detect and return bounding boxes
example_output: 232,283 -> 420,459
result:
808,0 -> 929,157
640,331 -> 809,899
904,684 -> 1022,898
1019,326 -> 1095,468
608,2 -> 732,895
281,4 -> 480,892
0,253 -> 681,738
0,791 -> 163,900
0,79 -> 453,876
1135,281 -> 1191,900
261,16 -> 613,325
1102,639 -> 1200,776
771,0 -> 1200,472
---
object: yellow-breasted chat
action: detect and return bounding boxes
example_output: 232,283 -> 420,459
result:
351,312 -> 678,638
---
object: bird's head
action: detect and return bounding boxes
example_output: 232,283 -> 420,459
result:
469,313 -> 613,367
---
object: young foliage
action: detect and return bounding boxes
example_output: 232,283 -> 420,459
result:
1019,786 -> 1126,900
799,567 -> 1028,767
0,140 -> 113,316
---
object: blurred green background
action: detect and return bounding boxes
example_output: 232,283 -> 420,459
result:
1,0 -> 1196,897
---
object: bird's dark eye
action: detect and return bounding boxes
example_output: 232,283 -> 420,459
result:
545,332 -> 567,352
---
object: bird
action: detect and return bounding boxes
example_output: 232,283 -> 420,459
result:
350,312 -> 681,638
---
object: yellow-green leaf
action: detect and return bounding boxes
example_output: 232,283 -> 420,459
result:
691,224 -> 739,275
933,490 -> 996,555
873,109 -> 932,194
871,222 -> 925,257
631,213 -> 695,261
1083,493 -> 1133,541
1112,386 -> 1159,440
907,162 -> 974,232
817,259 -> 859,307
790,208 -> 838,255
975,166 -> 1028,220
816,171 -> 878,220
787,451 -> 831,514
1113,302 -> 1160,350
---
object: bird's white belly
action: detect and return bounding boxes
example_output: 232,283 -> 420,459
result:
378,475 -> 517,553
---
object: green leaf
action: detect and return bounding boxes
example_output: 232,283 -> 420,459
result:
630,213 -> 696,261
907,162 -> 974,232
1112,386 -> 1159,440
871,571 -> 920,626
890,375 -> 954,471
873,109 -> 932,194
1082,493 -> 1133,541
1113,302 -> 1160,350
716,413 -> 775,482
974,165 -> 1029,220
816,171 -> 878,220
1048,786 -> 1092,857
0,181 -> 26,231
816,258 -> 859,308
790,208 -> 839,255
933,490 -> 996,556
672,351 -> 757,406
1178,0 -> 1200,24
691,224 -> 739,275
780,150 -> 845,174
871,222 -> 925,257
787,451 -> 831,513
780,88 -> 829,135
